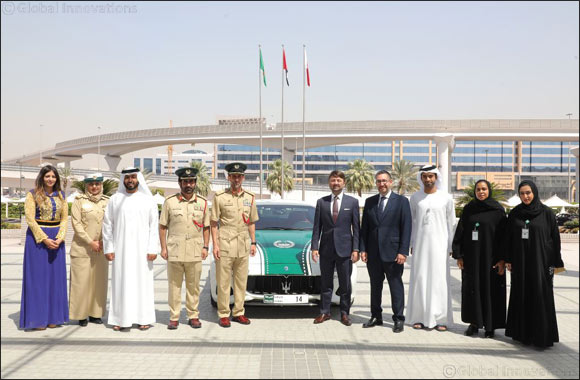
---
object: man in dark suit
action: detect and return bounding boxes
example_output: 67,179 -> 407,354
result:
311,170 -> 360,326
359,170 -> 412,333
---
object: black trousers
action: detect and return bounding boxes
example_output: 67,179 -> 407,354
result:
367,258 -> 405,322
319,252 -> 352,315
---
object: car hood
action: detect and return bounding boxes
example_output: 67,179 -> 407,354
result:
255,230 -> 313,275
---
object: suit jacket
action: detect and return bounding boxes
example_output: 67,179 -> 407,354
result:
311,193 -> 360,258
359,192 -> 412,262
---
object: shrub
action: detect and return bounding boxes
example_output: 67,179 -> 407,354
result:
563,219 -> 579,229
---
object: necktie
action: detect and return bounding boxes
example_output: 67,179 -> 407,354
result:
378,196 -> 386,215
332,196 -> 339,223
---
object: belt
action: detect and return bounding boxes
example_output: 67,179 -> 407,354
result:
35,220 -> 60,226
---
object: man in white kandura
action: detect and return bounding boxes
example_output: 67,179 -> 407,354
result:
407,165 -> 456,332
102,167 -> 160,331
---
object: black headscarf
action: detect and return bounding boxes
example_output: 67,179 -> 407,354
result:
510,180 -> 545,220
462,179 -> 505,219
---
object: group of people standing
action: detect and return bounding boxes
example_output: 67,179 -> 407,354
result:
19,162 -> 564,348
309,165 -> 564,349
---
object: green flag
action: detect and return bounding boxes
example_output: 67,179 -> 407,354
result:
260,48 -> 267,87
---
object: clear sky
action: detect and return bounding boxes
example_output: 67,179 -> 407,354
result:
1,1 -> 578,161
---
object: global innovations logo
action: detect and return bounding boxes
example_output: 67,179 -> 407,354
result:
273,240 -> 295,249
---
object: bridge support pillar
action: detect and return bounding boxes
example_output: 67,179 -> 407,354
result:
571,146 -> 579,203
104,155 -> 122,172
433,135 -> 455,193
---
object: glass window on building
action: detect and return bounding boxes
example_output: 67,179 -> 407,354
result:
155,158 -> 161,175
134,158 -> 140,168
143,158 -> 153,173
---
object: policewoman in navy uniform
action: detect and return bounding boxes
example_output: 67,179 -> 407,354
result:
210,162 -> 259,328
159,167 -> 210,329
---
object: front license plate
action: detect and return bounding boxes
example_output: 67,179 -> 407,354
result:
263,294 -> 309,304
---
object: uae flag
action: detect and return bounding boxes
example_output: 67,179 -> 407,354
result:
305,49 -> 310,87
260,48 -> 267,87
283,48 -> 289,86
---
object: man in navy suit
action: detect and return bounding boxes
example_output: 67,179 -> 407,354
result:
311,170 -> 360,326
359,170 -> 412,333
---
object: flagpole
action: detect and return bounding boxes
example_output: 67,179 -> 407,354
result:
302,45 -> 306,201
281,44 -> 285,200
258,44 -> 263,199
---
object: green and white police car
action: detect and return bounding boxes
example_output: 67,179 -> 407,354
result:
209,200 -> 357,306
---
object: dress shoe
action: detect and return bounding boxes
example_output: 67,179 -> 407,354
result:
313,314 -> 331,324
232,315 -> 251,325
218,317 -> 231,328
362,317 -> 383,328
392,320 -> 404,333
484,330 -> 495,338
88,317 -> 103,324
47,324 -> 57,328
464,324 -> 478,336
340,313 -> 352,326
167,320 -> 179,330
188,318 -> 202,329
78,319 -> 88,327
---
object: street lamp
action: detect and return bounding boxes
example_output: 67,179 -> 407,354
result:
18,156 -> 23,220
97,126 -> 101,171
566,113 -> 572,202
485,149 -> 489,181
39,124 -> 43,166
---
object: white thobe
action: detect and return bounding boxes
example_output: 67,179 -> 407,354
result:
407,190 -> 456,328
102,192 -> 160,327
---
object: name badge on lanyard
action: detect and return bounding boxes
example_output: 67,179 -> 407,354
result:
472,222 -> 479,241
522,220 -> 530,240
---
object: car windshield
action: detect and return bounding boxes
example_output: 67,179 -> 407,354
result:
256,205 -> 315,230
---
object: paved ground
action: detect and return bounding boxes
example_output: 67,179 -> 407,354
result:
1,238 -> 578,379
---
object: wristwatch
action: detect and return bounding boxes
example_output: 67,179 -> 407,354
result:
202,246 -> 209,250
251,242 -> 257,245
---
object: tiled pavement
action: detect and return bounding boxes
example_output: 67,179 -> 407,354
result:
1,237 -> 578,379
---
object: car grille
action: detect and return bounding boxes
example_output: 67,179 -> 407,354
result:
247,275 -> 320,294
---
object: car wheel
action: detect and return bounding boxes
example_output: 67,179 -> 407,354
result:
210,295 -> 217,308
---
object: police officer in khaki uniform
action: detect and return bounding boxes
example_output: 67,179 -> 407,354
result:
69,173 -> 110,327
211,162 -> 259,328
159,167 -> 210,329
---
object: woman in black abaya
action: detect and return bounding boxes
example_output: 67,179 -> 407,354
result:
452,179 -> 507,338
504,180 -> 564,348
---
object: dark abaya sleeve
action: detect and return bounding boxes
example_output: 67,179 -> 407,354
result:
492,212 -> 508,264
501,214 -> 515,264
451,213 -> 465,259
548,210 -> 564,268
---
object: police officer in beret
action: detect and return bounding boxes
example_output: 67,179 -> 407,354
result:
69,173 -> 109,327
159,167 -> 210,329
210,162 -> 259,328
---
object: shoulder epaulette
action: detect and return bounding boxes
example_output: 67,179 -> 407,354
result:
166,193 -> 179,200
244,190 -> 255,197
75,194 -> 87,200
196,194 -> 207,201
214,190 -> 226,197
101,194 -> 110,199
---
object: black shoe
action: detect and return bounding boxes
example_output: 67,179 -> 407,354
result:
464,324 -> 478,336
78,319 -> 88,327
88,317 -> 103,324
484,330 -> 495,338
362,317 -> 383,328
392,320 -> 404,333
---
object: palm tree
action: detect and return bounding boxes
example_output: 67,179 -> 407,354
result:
456,181 -> 507,209
266,159 -> 294,196
345,159 -> 375,197
189,160 -> 212,196
391,160 -> 419,195
71,178 -> 119,197
57,166 -> 75,195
